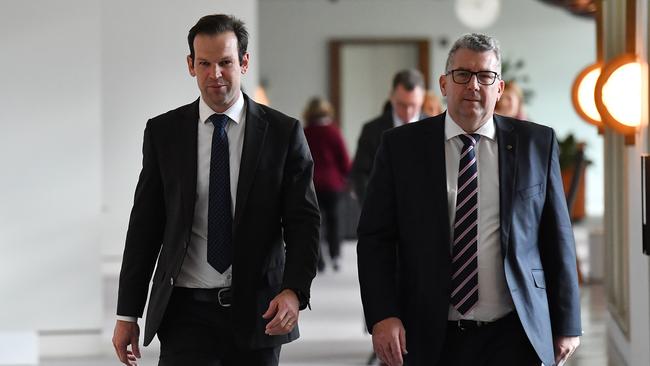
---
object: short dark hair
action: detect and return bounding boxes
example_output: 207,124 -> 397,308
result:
188,14 -> 249,63
392,69 -> 425,92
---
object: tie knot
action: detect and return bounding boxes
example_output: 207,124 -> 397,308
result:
209,114 -> 229,130
459,134 -> 480,147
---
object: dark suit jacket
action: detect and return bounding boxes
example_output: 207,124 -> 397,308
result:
350,112 -> 394,203
357,113 -> 581,366
117,94 -> 320,349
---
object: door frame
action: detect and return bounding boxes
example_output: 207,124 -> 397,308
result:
328,38 -> 431,123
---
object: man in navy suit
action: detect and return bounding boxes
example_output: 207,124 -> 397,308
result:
112,14 -> 319,366
357,33 -> 581,366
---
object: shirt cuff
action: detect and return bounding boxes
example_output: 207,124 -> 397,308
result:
116,315 -> 138,322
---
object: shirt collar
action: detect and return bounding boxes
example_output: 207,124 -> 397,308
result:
391,110 -> 420,127
199,90 -> 245,124
444,113 -> 496,142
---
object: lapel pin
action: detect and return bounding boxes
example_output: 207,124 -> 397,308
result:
506,145 -> 513,150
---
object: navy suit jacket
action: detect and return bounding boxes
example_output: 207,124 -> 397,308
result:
357,113 -> 581,366
117,94 -> 320,349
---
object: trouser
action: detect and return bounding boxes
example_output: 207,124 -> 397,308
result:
435,311 -> 540,366
316,190 -> 342,260
157,287 -> 281,366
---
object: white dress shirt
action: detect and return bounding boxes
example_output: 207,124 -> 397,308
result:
116,93 -> 246,322
444,114 -> 514,321
391,110 -> 420,127
175,92 -> 246,288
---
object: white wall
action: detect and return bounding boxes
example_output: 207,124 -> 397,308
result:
0,0 -> 104,354
101,0 -> 259,258
259,0 -> 603,216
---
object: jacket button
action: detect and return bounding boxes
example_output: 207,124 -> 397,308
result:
170,277 -> 174,286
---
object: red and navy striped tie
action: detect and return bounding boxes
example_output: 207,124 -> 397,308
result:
451,133 -> 481,315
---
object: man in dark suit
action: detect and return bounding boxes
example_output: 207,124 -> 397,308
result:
357,33 -> 581,366
350,69 -> 425,203
112,14 -> 319,366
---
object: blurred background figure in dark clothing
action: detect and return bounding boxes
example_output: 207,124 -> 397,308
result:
350,69 -> 426,204
303,97 -> 351,272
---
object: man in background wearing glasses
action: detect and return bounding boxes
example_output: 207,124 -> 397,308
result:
357,33 -> 581,366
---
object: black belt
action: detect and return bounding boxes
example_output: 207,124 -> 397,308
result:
174,287 -> 232,307
447,312 -> 515,331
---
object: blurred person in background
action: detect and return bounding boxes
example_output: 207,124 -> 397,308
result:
422,90 -> 444,117
350,69 -> 426,204
495,80 -> 527,119
303,97 -> 351,272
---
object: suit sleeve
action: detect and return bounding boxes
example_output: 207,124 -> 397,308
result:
538,130 -> 582,336
350,125 -> 374,203
280,120 -> 320,307
357,134 -> 400,332
117,121 -> 166,317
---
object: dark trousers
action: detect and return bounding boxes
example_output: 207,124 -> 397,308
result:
316,190 -> 342,260
156,288 -> 281,366
435,312 -> 541,366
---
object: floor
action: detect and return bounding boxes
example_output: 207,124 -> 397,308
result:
39,230 -> 607,366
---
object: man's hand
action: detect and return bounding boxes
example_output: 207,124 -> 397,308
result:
371,317 -> 407,366
112,320 -> 141,366
262,289 -> 300,335
554,336 -> 580,366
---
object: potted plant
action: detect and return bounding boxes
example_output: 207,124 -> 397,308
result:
558,133 -> 590,221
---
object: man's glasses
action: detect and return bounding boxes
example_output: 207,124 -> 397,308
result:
446,69 -> 500,86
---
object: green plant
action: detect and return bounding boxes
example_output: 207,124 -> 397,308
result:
501,57 -> 534,104
558,133 -> 591,170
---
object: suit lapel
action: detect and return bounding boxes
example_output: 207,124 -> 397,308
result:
179,99 -> 200,226
495,116 -> 518,255
413,115 -> 451,259
233,95 -> 267,232
431,116 -> 451,258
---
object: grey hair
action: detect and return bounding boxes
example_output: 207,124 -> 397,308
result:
444,33 -> 502,73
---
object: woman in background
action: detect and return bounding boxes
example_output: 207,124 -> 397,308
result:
422,90 -> 443,117
303,97 -> 351,272
495,80 -> 527,119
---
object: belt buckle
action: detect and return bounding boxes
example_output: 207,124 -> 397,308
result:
457,320 -> 466,331
218,288 -> 231,307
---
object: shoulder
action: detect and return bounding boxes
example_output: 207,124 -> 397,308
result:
248,97 -> 300,130
147,99 -> 198,128
383,115 -> 442,141
361,113 -> 393,134
497,115 -> 555,141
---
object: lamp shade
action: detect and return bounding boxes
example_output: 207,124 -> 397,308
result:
595,54 -> 642,135
571,62 -> 603,128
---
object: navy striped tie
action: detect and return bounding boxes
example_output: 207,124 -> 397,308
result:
450,134 -> 481,315
207,114 -> 232,274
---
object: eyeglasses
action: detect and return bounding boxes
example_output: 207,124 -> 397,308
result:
446,69 -> 500,85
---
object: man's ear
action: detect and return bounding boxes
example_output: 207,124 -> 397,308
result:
187,55 -> 196,77
240,52 -> 250,74
497,79 -> 505,98
439,74 -> 448,96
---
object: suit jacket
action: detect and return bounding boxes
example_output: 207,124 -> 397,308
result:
117,94 -> 320,349
350,112 -> 394,203
357,113 -> 581,366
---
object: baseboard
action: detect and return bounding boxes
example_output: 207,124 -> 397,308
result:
38,329 -> 104,358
